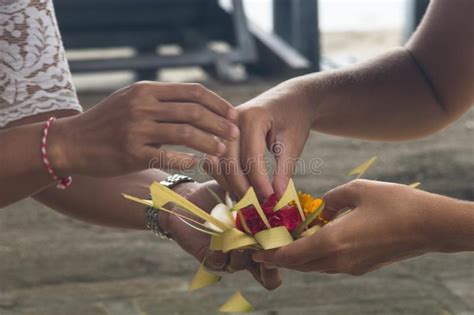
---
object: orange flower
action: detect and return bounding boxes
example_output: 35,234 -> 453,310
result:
298,192 -> 323,216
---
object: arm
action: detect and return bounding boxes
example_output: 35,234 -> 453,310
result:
227,0 -> 474,197
0,0 -> 238,207
253,180 -> 474,275
0,81 -> 238,208
34,173 -> 281,289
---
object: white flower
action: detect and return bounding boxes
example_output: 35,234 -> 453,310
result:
205,193 -> 236,232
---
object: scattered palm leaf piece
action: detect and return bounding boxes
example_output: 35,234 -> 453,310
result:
219,291 -> 253,313
233,187 -> 271,229
189,263 -> 221,291
348,156 -> 377,178
408,182 -> 421,188
254,226 -> 294,250
293,199 -> 325,237
273,179 -> 305,221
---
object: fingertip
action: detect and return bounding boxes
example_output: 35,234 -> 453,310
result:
273,176 -> 290,197
205,251 -> 228,272
263,262 -> 278,270
228,124 -> 240,141
215,142 -> 227,157
258,185 -> 274,201
227,108 -> 238,122
168,153 -> 198,170
252,251 -> 264,263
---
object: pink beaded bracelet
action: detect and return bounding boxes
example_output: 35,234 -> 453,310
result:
41,117 -> 72,189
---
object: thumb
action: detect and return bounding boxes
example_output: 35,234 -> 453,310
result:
321,180 -> 364,221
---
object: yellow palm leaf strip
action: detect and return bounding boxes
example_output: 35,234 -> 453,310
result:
237,211 -> 252,235
218,290 -> 253,313
292,199 -> 325,237
149,182 -> 231,231
158,207 -> 221,232
220,228 -> 258,253
348,156 -> 377,178
254,226 -> 294,250
273,179 -> 305,221
169,211 -> 221,236
122,194 -> 153,207
233,187 -> 271,229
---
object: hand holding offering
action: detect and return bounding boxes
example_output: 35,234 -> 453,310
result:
253,179 -> 472,275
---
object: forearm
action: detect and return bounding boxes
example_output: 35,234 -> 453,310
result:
0,110 -> 79,207
33,169 -> 174,230
300,48 -> 451,141
278,0 -> 473,141
429,196 -> 474,253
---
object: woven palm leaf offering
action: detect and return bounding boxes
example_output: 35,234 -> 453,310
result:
122,156 -> 420,312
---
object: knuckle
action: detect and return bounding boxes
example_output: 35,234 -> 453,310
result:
189,83 -> 206,100
187,105 -> 202,121
239,107 -> 268,125
346,179 -> 366,193
130,81 -> 152,95
175,125 -> 193,142
128,102 -> 145,118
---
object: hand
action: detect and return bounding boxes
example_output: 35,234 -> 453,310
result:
213,79 -> 314,199
160,180 -> 282,290
50,82 -> 239,177
253,180 -> 452,275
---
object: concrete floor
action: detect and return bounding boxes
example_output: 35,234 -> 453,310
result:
1,82 -> 473,315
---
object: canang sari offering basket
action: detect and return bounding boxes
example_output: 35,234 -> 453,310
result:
122,157 -> 420,312
123,179 -> 325,313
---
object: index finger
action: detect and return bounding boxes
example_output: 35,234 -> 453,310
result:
240,121 -> 274,199
154,83 -> 237,121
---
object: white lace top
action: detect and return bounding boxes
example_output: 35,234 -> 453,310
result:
0,0 -> 82,127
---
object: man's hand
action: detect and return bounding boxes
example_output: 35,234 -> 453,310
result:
253,180 -> 464,275
160,180 -> 282,290
50,82 -> 239,177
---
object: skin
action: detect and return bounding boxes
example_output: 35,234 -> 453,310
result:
253,180 -> 474,275
1,84 -> 280,289
218,0 -> 474,199
0,81 -> 239,207
209,0 -> 474,273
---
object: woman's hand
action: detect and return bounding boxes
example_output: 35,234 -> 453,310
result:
50,82 -> 239,177
253,180 -> 470,275
161,180 -> 282,290
216,78 -> 314,199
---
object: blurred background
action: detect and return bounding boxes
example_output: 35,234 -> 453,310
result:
1,0 -> 473,314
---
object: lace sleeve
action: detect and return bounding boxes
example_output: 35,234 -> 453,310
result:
0,0 -> 82,127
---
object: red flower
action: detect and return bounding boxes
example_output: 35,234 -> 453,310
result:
275,205 -> 302,231
236,205 -> 267,234
236,194 -> 303,234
